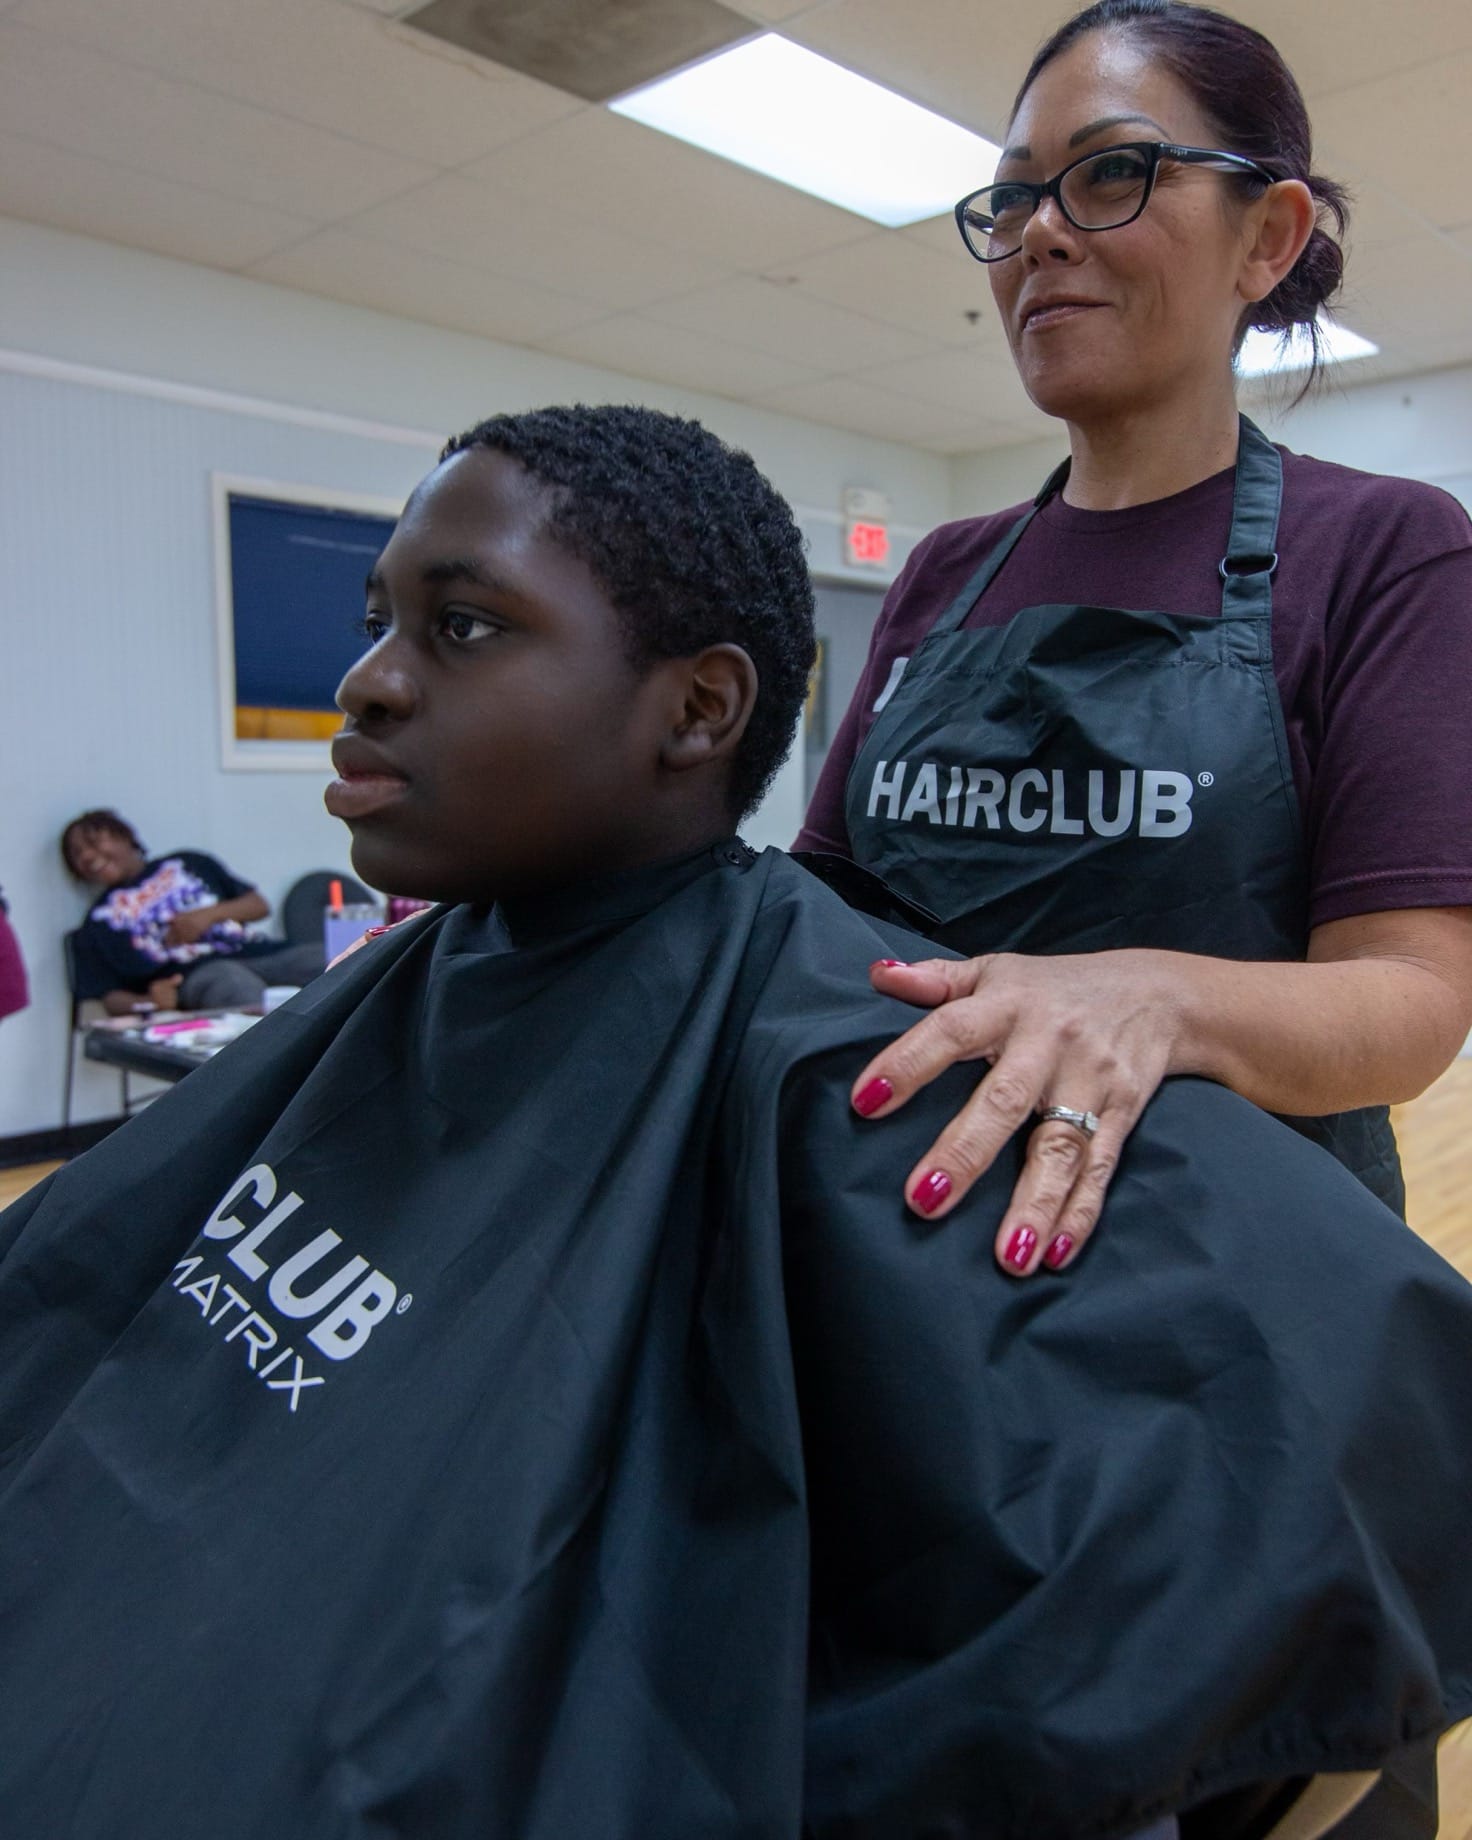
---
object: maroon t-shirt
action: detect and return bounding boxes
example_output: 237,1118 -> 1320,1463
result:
796,449 -> 1472,930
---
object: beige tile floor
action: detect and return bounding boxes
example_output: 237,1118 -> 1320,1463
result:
1391,1058 -> 1472,1840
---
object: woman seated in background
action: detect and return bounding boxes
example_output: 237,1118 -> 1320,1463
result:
5,406 -> 1471,1840
61,807 -> 325,1011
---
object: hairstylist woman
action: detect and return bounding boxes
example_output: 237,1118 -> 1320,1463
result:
796,0 -> 1472,1266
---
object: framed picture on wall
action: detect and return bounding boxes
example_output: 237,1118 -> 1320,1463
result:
213,474 -> 403,771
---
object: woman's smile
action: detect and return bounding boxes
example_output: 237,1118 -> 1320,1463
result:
1018,295 -> 1109,335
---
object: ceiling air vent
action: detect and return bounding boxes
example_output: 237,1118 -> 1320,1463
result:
400,0 -> 755,104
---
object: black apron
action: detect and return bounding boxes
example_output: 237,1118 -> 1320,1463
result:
841,416 -> 1402,1210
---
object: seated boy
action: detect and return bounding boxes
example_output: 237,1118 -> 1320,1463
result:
3,406 -> 1470,1840
61,809 -> 325,1011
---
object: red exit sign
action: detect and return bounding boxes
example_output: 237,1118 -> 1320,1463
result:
842,486 -> 892,570
845,520 -> 890,566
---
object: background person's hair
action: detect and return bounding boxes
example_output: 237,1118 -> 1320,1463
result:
60,809 -> 146,879
441,404 -> 816,819
1014,0 -> 1349,389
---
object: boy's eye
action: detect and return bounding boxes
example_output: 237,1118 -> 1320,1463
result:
357,613 -> 390,646
439,609 -> 498,644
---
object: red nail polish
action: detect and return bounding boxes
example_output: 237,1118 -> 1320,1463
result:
912,1170 -> 952,1215
1004,1225 -> 1039,1271
1043,1232 -> 1075,1270
363,925 -> 390,939
853,1077 -> 893,1117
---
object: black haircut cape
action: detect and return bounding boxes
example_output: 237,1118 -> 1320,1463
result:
1,845 -> 1470,1839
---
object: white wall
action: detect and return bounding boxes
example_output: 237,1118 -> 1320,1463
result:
0,216 -> 953,1138
1253,367 -> 1472,511
948,363 -> 1472,517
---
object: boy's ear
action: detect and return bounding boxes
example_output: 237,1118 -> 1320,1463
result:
659,644 -> 758,774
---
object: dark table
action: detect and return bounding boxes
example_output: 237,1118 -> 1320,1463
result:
84,1028 -> 209,1084
84,1012 -> 260,1086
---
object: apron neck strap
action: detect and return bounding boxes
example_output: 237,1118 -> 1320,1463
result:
1218,415 -> 1283,621
929,483 -> 1056,637
931,414 -> 1283,639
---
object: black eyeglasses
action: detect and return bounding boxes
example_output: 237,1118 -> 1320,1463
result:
954,141 -> 1278,264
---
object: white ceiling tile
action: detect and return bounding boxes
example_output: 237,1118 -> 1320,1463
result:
924,421 -> 1043,457
750,373 -> 973,445
535,311 -> 827,399
9,0 -> 584,169
1220,0 -> 1472,98
900,210 -> 970,261
1311,54 -> 1472,235
781,227 -> 994,347
1384,329 -> 1472,378
783,0 -> 1047,143
1334,169 -> 1443,272
345,172 -> 737,310
248,229 -> 609,344
1338,233 -> 1472,353
459,109 -> 872,273
0,129 -> 317,268
725,0 -> 828,21
0,23 -> 436,219
857,348 -> 1043,424
643,276 -> 941,369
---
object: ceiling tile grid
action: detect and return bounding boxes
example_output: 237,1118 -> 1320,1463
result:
776,230 -> 996,348
9,0 -> 585,167
455,107 -> 874,273
0,21 -> 439,220
640,273 -> 946,370
0,0 -> 1469,453
0,128 -> 321,270
249,228 -> 614,344
749,371 -> 987,446
340,170 -> 739,309
1312,52 -> 1472,236
534,310 -> 831,397
1218,0 -> 1472,100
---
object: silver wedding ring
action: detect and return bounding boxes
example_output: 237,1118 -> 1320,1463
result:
1039,1104 -> 1100,1139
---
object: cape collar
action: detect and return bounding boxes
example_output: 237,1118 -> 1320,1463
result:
493,838 -> 755,949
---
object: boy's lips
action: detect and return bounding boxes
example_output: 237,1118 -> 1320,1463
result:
326,737 -> 410,820
325,774 -> 410,820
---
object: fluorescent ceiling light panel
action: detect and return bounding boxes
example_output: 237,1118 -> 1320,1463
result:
610,34 -> 1000,228
1236,314 -> 1378,378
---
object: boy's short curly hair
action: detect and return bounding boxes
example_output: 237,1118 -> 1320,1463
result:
440,404 -> 816,820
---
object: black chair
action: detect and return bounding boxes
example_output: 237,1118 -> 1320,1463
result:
62,928 -> 153,1137
280,871 -> 374,948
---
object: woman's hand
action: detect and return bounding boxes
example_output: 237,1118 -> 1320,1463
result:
851,951 -> 1186,1276
848,910 -> 1472,1278
326,911 -> 431,970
